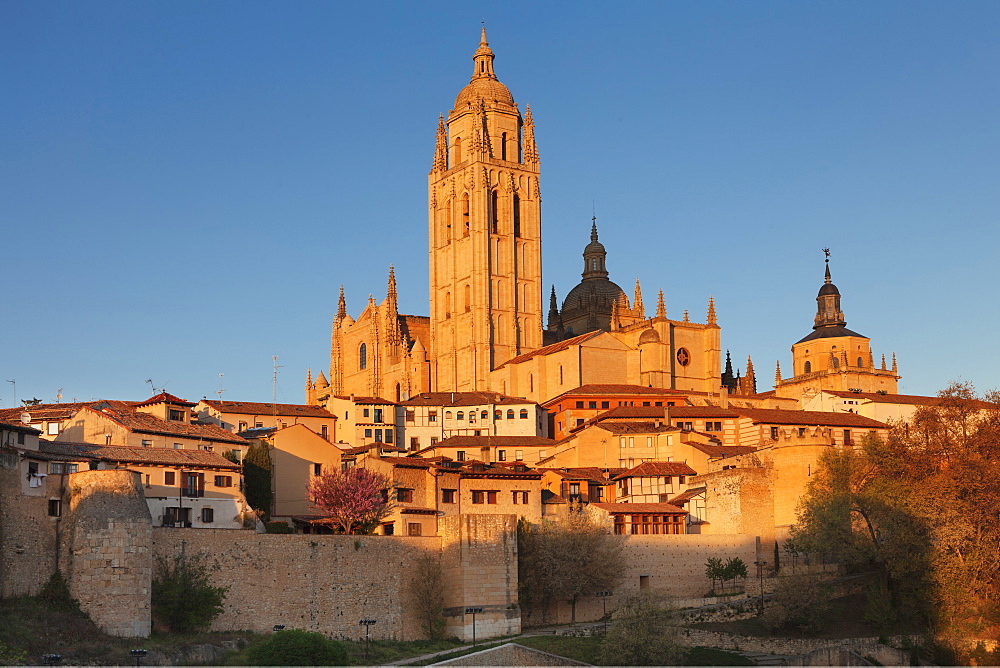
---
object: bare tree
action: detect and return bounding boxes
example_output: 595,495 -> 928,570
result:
405,554 -> 446,640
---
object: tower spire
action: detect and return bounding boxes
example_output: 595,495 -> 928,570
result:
432,114 -> 447,172
656,289 -> 666,319
547,285 -> 562,332
523,104 -> 538,164
707,296 -> 717,325
633,278 -> 644,320
581,216 -> 609,280
336,285 -> 347,322
813,248 -> 847,329
775,360 -> 782,386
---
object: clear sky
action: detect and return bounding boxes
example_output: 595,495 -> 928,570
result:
2,1 -> 998,406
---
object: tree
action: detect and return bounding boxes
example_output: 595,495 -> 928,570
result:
791,382 -> 1000,647
152,554 -> 227,633
308,467 -> 393,534
704,557 -> 725,594
405,554 -> 446,640
599,594 -> 684,666
243,439 -> 273,520
517,514 -> 625,623
244,629 -> 348,666
722,557 -> 748,590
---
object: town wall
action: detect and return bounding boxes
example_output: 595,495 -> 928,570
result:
59,469 -> 153,637
0,466 -> 60,597
440,514 -> 520,640
152,529 -> 441,640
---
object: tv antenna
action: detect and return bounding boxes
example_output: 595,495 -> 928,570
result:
145,378 -> 168,395
217,374 -> 225,400
5,379 -> 15,408
56,388 -> 64,403
272,356 -> 283,419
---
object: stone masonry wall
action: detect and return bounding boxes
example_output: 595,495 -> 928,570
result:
60,470 -> 153,637
440,514 -> 520,640
0,467 -> 61,597
152,529 -> 442,640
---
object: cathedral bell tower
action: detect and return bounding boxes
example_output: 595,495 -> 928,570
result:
428,29 -> 542,391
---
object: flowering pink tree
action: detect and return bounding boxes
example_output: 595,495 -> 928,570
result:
308,468 -> 394,535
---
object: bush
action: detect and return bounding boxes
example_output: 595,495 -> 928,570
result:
761,574 -> 832,634
600,594 -> 684,666
863,581 -> 897,633
245,629 -> 348,666
265,521 -> 293,534
152,555 -> 227,633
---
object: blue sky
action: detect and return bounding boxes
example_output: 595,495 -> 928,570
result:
2,1 -> 997,406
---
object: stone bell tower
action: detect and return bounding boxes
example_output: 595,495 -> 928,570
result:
428,29 -> 542,391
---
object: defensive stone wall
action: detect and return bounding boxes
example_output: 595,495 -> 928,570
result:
440,514 -> 520,640
0,467 -> 60,597
60,470 -> 153,637
152,528 -> 442,640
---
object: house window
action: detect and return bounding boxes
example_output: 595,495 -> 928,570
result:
321,425 -> 329,440
495,410 -> 502,419
576,401 -> 584,409
383,523 -> 395,535
480,410 -> 488,420
49,462 -> 78,474
655,402 -> 662,407
359,343 -> 367,370
164,471 -> 176,485
168,409 -> 184,422
456,451 -> 465,461
428,411 -> 437,423
174,443 -> 183,449
408,523 -> 422,536
770,426 -> 779,440
430,437 -> 438,446
705,422 -> 722,432
628,437 -> 635,448
384,429 -> 393,444
313,463 -> 322,476
843,429 -> 852,445
601,401 -> 610,409
214,475 -> 233,487
642,402 -> 650,407
539,450 -> 547,459
496,450 -> 507,461
183,473 -> 204,498
375,429 -> 383,442
363,408 -> 370,418
507,409 -> 514,419
588,401 -> 597,409
201,507 -> 214,523
472,490 -> 498,504
18,432 -> 26,445
569,482 -> 581,496
576,419 -> 585,427
515,450 -> 523,460
798,428 -> 806,437
512,491 -> 528,504
397,488 -> 414,503
47,423 -> 59,435
238,421 -> 248,431
804,361 -> 812,373
255,422 -> 263,428
442,489 -> 456,503
48,499 -> 62,517
410,437 -> 419,450
373,408 -> 383,423
365,429 -> 373,438
519,409 -> 528,419
405,410 -> 415,422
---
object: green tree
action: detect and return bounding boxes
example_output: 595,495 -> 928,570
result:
722,557 -> 748,590
244,629 -> 347,666
243,439 -> 273,521
599,594 -> 684,666
518,514 -> 625,623
704,557 -> 724,594
152,554 -> 227,633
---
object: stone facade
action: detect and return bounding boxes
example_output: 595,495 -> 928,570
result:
0,467 -> 60,597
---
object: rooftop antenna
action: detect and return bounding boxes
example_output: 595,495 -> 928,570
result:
272,356 -> 283,421
216,374 -> 225,400
5,380 -> 15,408
56,388 -> 64,403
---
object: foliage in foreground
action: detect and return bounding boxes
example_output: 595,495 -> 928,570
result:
243,439 -> 273,520
152,554 -> 227,633
518,514 -> 625,622
244,629 -> 348,666
790,382 -> 1000,651
600,593 -> 685,666
760,574 -> 832,634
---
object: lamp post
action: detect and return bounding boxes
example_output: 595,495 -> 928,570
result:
359,618 -> 377,663
272,625 -> 286,632
753,560 -> 768,615
41,654 -> 62,666
464,607 -> 483,646
130,649 -> 147,667
595,591 -> 612,633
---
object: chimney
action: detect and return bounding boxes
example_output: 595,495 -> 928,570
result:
664,405 -> 671,426
720,386 -> 729,410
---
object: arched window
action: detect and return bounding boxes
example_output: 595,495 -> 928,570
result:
507,409 -> 515,419
495,409 -> 502,420
359,343 -> 367,370
445,411 -> 452,420
804,361 -> 811,374
857,357 -> 864,367
464,284 -> 471,312
519,409 -> 528,419
490,190 -> 499,234
456,411 -> 464,420
481,410 -> 488,420
452,136 -> 462,164
500,132 -> 507,161
462,193 -> 470,236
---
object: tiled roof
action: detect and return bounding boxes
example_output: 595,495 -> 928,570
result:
669,486 -> 706,505
497,331 -> 603,368
735,408 -> 887,428
543,384 -> 689,406
401,391 -> 535,407
545,467 -> 621,483
135,392 -> 196,407
541,489 -> 567,504
591,406 -> 681,420
614,461 -> 697,479
689,443 -> 757,458
595,422 -> 676,435
331,396 -> 398,405
82,406 -> 249,445
0,402 -> 105,422
37,441 -> 96,460
667,406 -> 741,418
822,390 -> 996,408
590,502 -> 687,515
201,400 -> 336,419
0,420 -> 41,435
435,435 -> 557,447
47,442 -> 240,469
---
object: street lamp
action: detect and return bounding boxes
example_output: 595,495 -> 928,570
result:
359,618 -> 378,663
41,654 -> 62,666
272,625 -> 286,632
130,649 -> 147,667
753,560 -> 768,615
595,591 -> 612,634
464,607 -> 484,646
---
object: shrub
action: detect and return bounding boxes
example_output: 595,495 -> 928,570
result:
265,521 -> 293,534
0,640 -> 26,666
863,581 -> 897,633
152,555 -> 227,633
245,629 -> 348,666
600,594 -> 684,666
761,574 -> 832,634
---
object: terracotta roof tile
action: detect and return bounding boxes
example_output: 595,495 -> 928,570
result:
45,442 -> 240,469
331,396 -> 398,405
201,400 -> 336,419
497,331 -> 603,368
0,420 -> 41,435
590,502 -> 687,514
82,406 -> 248,445
435,435 -> 557,447
401,391 -> 535,407
734,407 -> 888,428
668,487 -> 706,505
822,390 -> 996,408
543,384 -> 690,406
595,422 -> 676,435
614,461 -> 697,479
135,392 -> 196,407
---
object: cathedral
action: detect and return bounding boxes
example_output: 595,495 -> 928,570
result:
307,31 -> 898,408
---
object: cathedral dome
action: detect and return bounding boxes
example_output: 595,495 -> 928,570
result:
455,79 -> 515,109
818,282 -> 840,296
562,278 -> 628,313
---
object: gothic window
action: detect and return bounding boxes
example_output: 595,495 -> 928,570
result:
359,343 -> 367,370
464,284 -> 471,312
500,132 -> 507,160
529,374 -> 534,393
804,361 -> 811,374
490,190 -> 498,234
513,194 -> 521,237
462,193 -> 470,236
452,136 -> 462,164
445,292 -> 452,318
857,357 -> 864,367
832,358 -> 840,369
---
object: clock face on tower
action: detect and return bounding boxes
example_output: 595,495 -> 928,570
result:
676,348 -> 691,366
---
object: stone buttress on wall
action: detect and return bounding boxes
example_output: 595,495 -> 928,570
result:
0,467 -> 60,597
440,514 -> 521,640
60,470 -> 153,638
